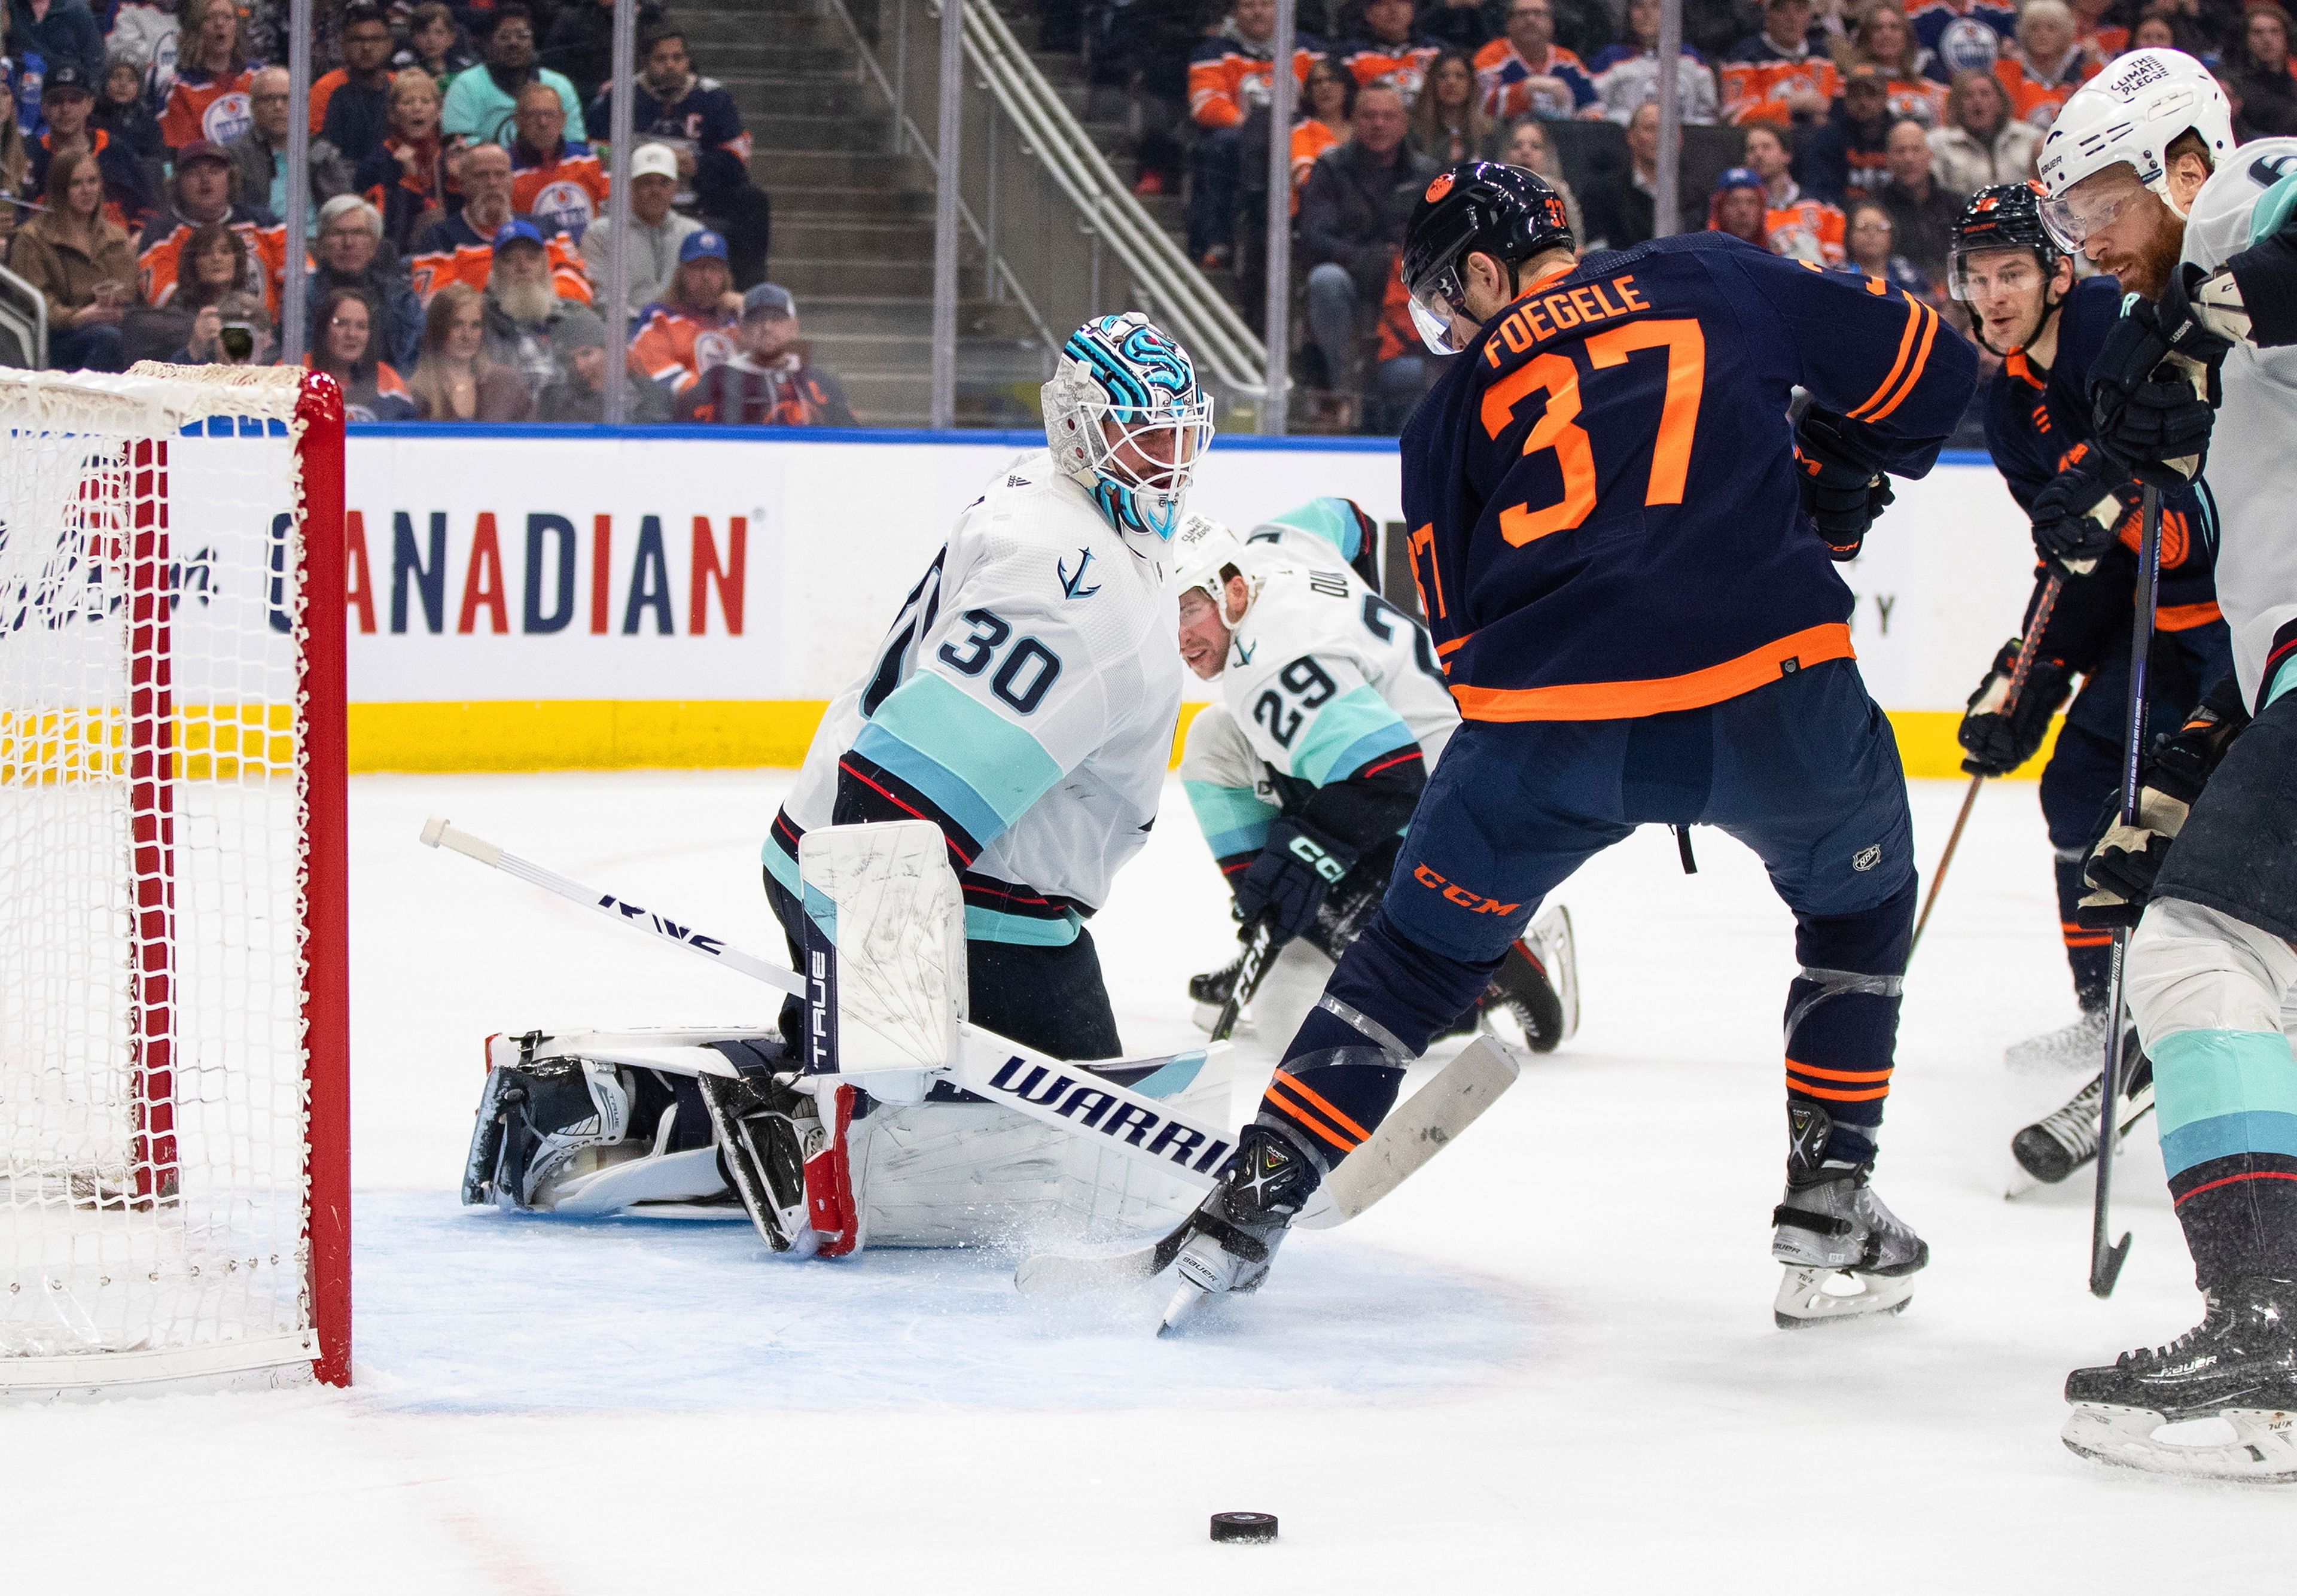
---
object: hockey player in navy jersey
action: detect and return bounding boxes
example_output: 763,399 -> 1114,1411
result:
1946,182 -> 2231,1175
1158,160 -> 1978,1332
1169,504 -> 1574,1053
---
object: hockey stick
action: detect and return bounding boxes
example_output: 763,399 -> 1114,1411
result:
1911,571 -> 2067,957
419,817 -> 1243,1193
1208,918 -> 1278,1043
2089,489 -> 2161,1297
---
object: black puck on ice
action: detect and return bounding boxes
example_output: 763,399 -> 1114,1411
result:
1210,1511 -> 1278,1545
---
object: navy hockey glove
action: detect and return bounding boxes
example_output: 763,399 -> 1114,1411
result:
2222,206 -> 2297,346
1233,817 -> 1358,942
2077,684 -> 2250,929
1794,406 -> 1894,561
2027,453 -> 2138,572
2089,294 -> 2227,489
1957,638 -> 2074,777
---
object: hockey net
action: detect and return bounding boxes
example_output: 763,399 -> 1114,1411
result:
0,364 -> 348,1393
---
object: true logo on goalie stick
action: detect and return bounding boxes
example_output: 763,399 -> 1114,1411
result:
985,1056 -> 1235,1174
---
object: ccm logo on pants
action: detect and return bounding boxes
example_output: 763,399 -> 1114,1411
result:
1412,864 -> 1521,915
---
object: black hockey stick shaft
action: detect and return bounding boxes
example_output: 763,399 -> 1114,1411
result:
1210,918 -> 1279,1044
1911,572 -> 2066,957
2090,489 -> 2160,1297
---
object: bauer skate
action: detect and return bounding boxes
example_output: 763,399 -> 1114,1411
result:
1159,1123 -> 1321,1335
1771,1107 -> 1928,1328
2003,1007 -> 2110,1074
2011,1050 -> 2153,1186
2063,1278 -> 2297,1483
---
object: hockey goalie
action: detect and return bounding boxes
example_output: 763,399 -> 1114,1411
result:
461,312 -> 1233,1257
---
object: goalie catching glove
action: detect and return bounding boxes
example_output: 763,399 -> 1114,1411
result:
1233,817 -> 1359,942
2078,680 -> 2250,929
1793,406 -> 1894,561
1957,636 -> 2074,777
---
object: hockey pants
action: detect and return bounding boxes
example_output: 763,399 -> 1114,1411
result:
1265,659 -> 1915,1171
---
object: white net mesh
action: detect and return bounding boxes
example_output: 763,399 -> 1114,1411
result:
0,366 -> 321,1385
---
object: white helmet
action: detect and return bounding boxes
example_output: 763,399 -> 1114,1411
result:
1043,312 -> 1216,561
1169,513 -> 1249,613
2036,48 -> 2232,250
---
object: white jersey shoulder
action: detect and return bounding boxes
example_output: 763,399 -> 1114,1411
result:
784,451 -> 1183,919
1218,545 -> 1457,787
2184,140 -> 2297,705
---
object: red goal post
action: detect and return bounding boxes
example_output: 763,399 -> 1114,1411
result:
0,363 -> 348,1394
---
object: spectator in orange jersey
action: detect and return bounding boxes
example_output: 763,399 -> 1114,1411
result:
309,286 -> 415,420
674,283 -> 856,427
1723,0 -> 1839,127
1289,57 -> 1354,206
1837,2 -> 1949,129
627,227 -> 740,394
410,282 -> 532,420
354,69 -> 450,257
1410,50 -> 1495,162
135,141 -> 285,308
481,217 -> 604,398
1991,0 -> 2101,129
159,0 -> 255,152
508,80 -> 607,241
312,4 -> 397,168
1741,120 -> 1846,263
406,140 -> 587,306
1339,0 -> 1442,106
1474,0 -> 1596,119
1186,0 -> 1320,268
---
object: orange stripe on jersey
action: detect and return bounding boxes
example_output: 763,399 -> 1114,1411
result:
1436,632 -> 1472,658
1786,1059 -> 1893,1083
1860,299 -> 1940,424
1271,1069 -> 1372,1144
1849,295 -> 1924,421
1449,623 -> 1854,722
2158,599 -> 2223,631
1264,1086 -> 1360,1153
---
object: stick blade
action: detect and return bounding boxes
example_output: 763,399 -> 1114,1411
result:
1303,1037 -> 1521,1228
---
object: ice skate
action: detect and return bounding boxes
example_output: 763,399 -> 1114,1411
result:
2063,1278 -> 2297,1482
2002,1007 -> 2110,1074
1159,1123 -> 1320,1335
2010,1050 -> 2153,1186
1187,951 -> 1248,1034
1482,906 -> 1577,1053
1771,1107 -> 1927,1328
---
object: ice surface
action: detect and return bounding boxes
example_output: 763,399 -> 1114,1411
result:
2,769 -> 2284,1592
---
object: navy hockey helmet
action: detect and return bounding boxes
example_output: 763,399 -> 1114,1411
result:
1402,160 -> 1576,355
1946,182 -> 2066,301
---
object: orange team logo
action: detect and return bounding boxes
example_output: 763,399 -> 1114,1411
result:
1971,192 -> 2000,213
1425,172 -> 1455,202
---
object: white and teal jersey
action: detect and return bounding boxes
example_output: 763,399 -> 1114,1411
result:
1186,544 -> 1457,859
776,451 -> 1183,942
1244,495 -> 1377,571
2183,138 -> 2297,708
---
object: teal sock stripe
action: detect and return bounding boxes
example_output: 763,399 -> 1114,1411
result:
2153,1027 -> 2297,1177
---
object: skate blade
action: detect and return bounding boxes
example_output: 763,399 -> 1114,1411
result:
1156,1279 -> 1208,1337
2063,1402 -> 2297,1483
1192,1000 -> 1247,1037
1772,1265 -> 1917,1329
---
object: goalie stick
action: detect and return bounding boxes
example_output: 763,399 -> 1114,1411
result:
1013,1037 -> 1523,1297
421,816 -> 1252,1195
1207,918 -> 1278,1044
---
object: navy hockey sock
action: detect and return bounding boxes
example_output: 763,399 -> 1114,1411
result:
2055,853 -> 2113,1010
1783,880 -> 1914,1166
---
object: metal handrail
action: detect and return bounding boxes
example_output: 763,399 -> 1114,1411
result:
815,0 -> 1061,351
0,263 -> 49,370
961,0 -> 1267,398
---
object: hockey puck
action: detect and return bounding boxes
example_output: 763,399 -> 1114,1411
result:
1209,1512 -> 1278,1545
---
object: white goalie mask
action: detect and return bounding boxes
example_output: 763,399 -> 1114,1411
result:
1043,312 -> 1217,561
2036,48 -> 2233,251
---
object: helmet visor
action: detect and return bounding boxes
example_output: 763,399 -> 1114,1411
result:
2039,181 -> 2147,254
1406,263 -> 1470,356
